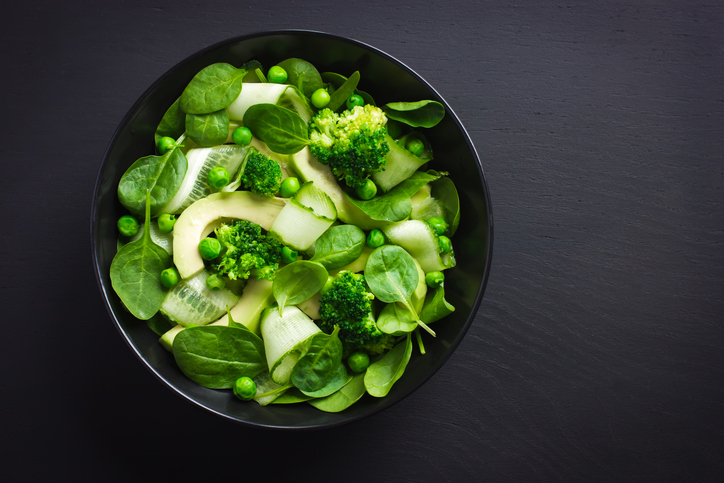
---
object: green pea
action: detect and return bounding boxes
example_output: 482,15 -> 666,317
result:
156,136 -> 176,154
366,229 -> 385,248
355,178 -> 377,200
233,376 -> 257,401
160,267 -> 180,288
198,237 -> 221,260
311,88 -> 331,109
268,66 -> 288,84
346,94 -> 364,110
232,126 -> 252,146
206,273 -> 226,291
157,213 -> 176,233
347,352 -> 370,373
406,138 -> 424,157
280,177 -> 300,198
117,215 -> 139,237
281,246 -> 298,264
319,276 -> 335,296
427,216 -> 449,236
438,235 -> 452,254
425,271 -> 445,288
207,166 -> 230,190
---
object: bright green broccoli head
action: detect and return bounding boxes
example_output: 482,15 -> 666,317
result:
308,105 -> 390,189
211,220 -> 282,281
240,150 -> 282,197
317,270 -> 394,356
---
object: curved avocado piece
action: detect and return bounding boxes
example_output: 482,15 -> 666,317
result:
289,147 -> 389,231
209,278 -> 274,335
173,191 -> 286,279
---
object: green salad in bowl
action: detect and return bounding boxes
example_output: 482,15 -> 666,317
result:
92,31 -> 492,429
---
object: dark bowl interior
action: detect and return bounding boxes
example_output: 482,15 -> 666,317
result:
91,30 -> 493,430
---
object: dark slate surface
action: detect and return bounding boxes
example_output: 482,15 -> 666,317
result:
2,1 -> 722,481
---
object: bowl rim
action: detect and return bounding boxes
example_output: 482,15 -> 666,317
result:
91,29 -> 494,430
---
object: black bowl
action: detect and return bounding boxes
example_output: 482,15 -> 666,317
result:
91,30 -> 493,430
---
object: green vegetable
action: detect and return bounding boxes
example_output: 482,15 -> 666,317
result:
309,224 -> 366,271
117,147 -> 188,216
281,246 -> 298,264
267,65 -> 287,84
425,271 -> 444,288
233,376 -> 257,401
347,351 -> 370,373
382,219 -> 455,273
311,88 -> 331,109
426,216 -> 448,236
198,237 -> 221,260
207,166 -> 230,189
376,302 -> 418,335
269,181 -> 337,251
172,325 -> 267,389
346,93 -> 364,110
235,149 -> 282,197
325,71 -> 359,112
205,273 -> 226,291
438,235 -> 452,254
243,104 -> 309,154
406,138 -> 424,157
299,363 -> 350,398
160,270 -> 239,326
382,100 -> 445,128
272,260 -> 328,316
366,229 -> 385,248
157,213 -> 176,233
320,276 -> 334,296
291,326 -> 344,393
232,126 -> 253,146
355,179 -> 377,200
117,215 -> 139,237
280,176 -> 300,198
185,109 -> 230,147
419,286 -> 455,325
180,63 -> 247,115
430,176 -> 461,236
212,219 -> 283,281
308,372 -> 366,412
154,97 -> 186,147
110,191 -> 172,320
364,333 -> 413,397
160,267 -> 180,288
157,136 -> 176,155
275,58 -> 323,98
308,104 -> 390,189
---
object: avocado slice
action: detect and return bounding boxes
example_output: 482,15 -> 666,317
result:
209,277 -> 274,335
173,191 -> 286,279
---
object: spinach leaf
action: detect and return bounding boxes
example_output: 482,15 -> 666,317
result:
365,245 -> 436,336
172,325 -> 267,389
272,260 -> 328,315
310,225 -> 366,270
347,170 -> 441,222
326,71 -> 360,112
271,388 -> 314,404
298,363 -> 349,398
364,334 -> 413,397
146,314 -> 175,336
431,176 -> 460,236
110,191 -> 171,320
117,147 -> 187,216
383,100 -> 446,128
376,303 -> 418,336
154,97 -> 186,147
276,58 -> 323,99
185,109 -> 229,147
291,326 -> 343,393
180,63 -> 247,114
321,71 -> 375,106
308,372 -> 366,412
243,104 -> 309,154
420,286 -> 455,324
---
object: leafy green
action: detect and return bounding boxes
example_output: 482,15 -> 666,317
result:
243,104 -> 309,154
180,63 -> 247,114
154,97 -> 185,146
298,363 -> 349,398
383,100 -> 445,128
291,326 -> 343,393
431,176 -> 461,236
326,71 -> 360,112
310,225 -> 366,270
117,147 -> 187,216
185,110 -> 229,147
308,372 -> 366,412
364,333 -> 413,397
376,303 -> 418,336
271,388 -> 314,404
276,58 -> 323,98
273,260 -> 328,316
420,286 -> 455,324
110,191 -> 172,320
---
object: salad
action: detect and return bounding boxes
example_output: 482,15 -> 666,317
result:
110,57 -> 460,412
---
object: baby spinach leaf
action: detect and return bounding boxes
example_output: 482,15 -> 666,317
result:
154,97 -> 186,147
271,388 -> 314,404
180,63 -> 247,114
273,260 -> 328,315
420,286 -> 455,324
298,363 -> 350,398
243,104 -> 309,154
172,325 -> 267,389
347,171 -> 441,222
376,303 -> 418,336
185,109 -> 230,147
291,326 -> 343,393
308,372 -> 366,412
117,147 -> 187,216
310,225 -> 366,270
383,100 -> 446,128
110,191 -> 171,320
364,334 -> 413,397
276,58 -> 323,99
326,71 -> 360,112
431,176 -> 460,236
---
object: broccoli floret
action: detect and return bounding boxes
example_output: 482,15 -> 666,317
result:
240,150 -> 282,197
308,105 -> 390,189
317,270 -> 394,356
211,220 -> 282,281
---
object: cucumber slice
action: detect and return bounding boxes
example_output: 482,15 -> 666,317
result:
208,277 -> 274,335
372,134 -> 429,192
226,83 -> 313,123
269,181 -> 337,251
382,220 -> 455,273
160,270 -> 240,326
